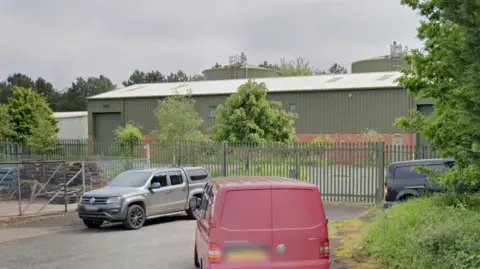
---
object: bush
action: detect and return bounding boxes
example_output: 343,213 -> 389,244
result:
360,194 -> 480,269
209,165 -> 308,180
113,122 -> 143,158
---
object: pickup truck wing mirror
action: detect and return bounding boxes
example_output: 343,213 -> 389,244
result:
149,182 -> 162,190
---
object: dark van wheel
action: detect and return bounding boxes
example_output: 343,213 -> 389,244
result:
83,219 -> 103,229
194,244 -> 200,267
123,204 -> 146,230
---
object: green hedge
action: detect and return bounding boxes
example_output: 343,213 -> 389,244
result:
209,166 -> 308,181
361,194 -> 480,269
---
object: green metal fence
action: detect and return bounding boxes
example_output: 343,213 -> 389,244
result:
0,139 -> 440,204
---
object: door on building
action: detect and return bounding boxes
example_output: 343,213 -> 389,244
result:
416,105 -> 434,159
93,113 -> 122,155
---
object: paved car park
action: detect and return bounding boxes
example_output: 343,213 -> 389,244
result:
0,204 -> 367,269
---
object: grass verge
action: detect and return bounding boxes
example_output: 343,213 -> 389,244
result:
358,194 -> 480,269
328,206 -> 383,269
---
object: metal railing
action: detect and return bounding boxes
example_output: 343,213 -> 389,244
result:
0,139 -> 441,217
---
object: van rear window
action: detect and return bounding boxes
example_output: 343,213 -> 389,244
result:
220,189 -> 272,230
272,189 -> 322,229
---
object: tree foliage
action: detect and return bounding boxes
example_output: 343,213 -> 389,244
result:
394,0 -> 480,187
154,91 -> 204,141
277,57 -> 325,76
0,104 -> 12,139
113,123 -> 143,157
123,69 -> 203,86
0,73 -> 61,109
62,75 -> 116,111
26,117 -> 60,155
6,86 -> 58,142
328,63 -> 348,74
259,58 -> 348,76
214,80 -> 297,144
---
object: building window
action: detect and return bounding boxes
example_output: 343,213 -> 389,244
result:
288,103 -> 296,113
209,106 -> 217,118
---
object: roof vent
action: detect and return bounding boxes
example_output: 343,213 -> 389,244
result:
325,77 -> 344,83
170,83 -> 190,90
125,85 -> 147,91
377,74 -> 395,81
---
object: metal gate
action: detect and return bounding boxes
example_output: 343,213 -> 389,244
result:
0,161 -> 84,218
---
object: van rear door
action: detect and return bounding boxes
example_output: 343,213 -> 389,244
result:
217,187 -> 273,267
271,186 -> 328,267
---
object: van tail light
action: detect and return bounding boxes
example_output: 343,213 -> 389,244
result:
384,185 -> 388,197
320,239 -> 330,259
208,243 -> 222,263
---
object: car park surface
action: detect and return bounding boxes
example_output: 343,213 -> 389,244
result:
0,204 -> 366,269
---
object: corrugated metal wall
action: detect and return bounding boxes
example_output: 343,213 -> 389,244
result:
88,88 -> 415,137
57,116 -> 88,139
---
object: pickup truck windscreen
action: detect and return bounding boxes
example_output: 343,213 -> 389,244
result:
107,171 -> 152,187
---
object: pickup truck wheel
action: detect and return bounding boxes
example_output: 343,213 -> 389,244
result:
187,207 -> 196,220
194,244 -> 200,267
123,204 -> 146,230
83,219 -> 103,229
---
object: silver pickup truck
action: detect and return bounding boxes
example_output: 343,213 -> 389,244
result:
77,166 -> 210,230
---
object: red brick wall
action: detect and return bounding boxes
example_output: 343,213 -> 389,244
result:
89,133 -> 416,162
296,133 -> 415,146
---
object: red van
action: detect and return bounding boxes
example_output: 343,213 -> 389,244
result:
189,176 -> 330,269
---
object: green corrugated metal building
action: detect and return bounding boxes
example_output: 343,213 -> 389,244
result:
87,72 -> 433,148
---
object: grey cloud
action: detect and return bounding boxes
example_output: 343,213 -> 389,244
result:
0,0 -> 422,89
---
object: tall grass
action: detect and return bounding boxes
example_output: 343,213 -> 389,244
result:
360,194 -> 480,269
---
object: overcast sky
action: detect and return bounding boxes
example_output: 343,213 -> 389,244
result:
0,0 -> 422,89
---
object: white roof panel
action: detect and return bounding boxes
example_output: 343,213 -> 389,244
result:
53,111 -> 88,118
89,71 -> 402,100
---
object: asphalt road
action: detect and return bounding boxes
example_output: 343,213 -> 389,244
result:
0,205 -> 368,269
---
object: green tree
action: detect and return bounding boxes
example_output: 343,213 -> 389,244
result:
61,75 -> 115,111
188,74 -> 204,81
394,0 -> 480,187
7,86 -> 58,142
0,104 -> 12,139
327,63 -> 348,74
113,123 -> 143,157
0,73 -> 35,103
167,70 -> 189,82
26,117 -> 60,155
214,80 -> 297,143
154,91 -> 204,141
258,61 -> 279,70
122,70 -> 167,86
277,57 -> 325,76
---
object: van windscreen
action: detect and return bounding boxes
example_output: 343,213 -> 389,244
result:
272,189 -> 322,229
220,189 -> 272,230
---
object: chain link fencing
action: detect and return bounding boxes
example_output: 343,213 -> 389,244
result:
0,158 -> 149,218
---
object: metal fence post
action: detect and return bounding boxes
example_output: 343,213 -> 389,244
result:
145,143 -> 150,168
295,143 -> 301,179
63,162 -> 67,212
247,150 -> 251,176
222,141 -> 228,177
17,163 -> 21,216
376,141 -> 385,203
81,161 -> 86,195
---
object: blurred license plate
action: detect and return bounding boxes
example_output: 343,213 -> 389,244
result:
226,250 -> 267,262
84,205 -> 99,211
